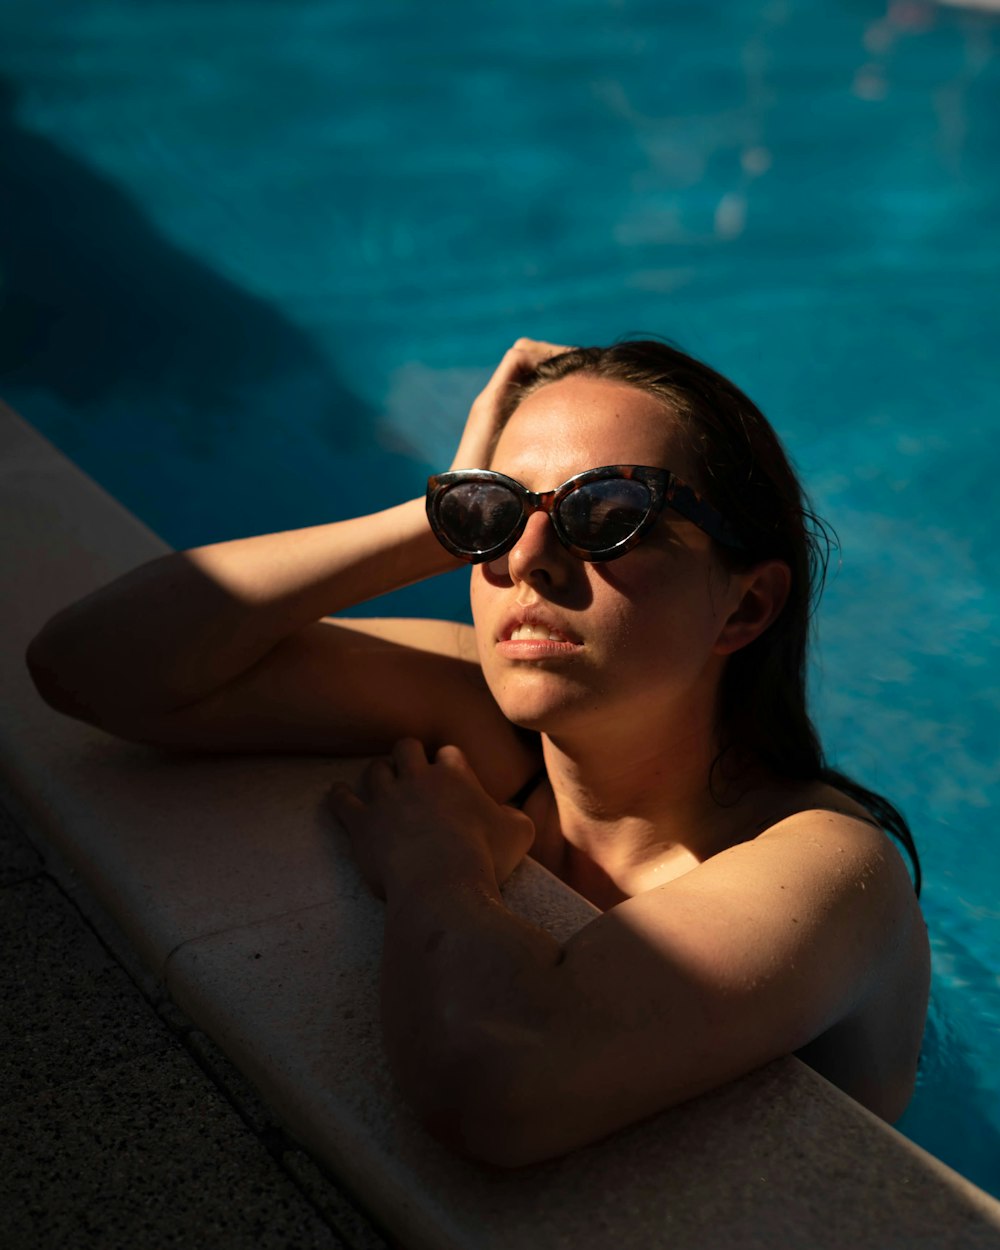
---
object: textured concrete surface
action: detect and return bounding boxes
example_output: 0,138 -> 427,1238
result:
5,398 -> 1000,1249
0,796 -> 389,1250
0,874 -> 165,1104
3,1051 -> 345,1250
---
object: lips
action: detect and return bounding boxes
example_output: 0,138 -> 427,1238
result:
497,609 -> 582,655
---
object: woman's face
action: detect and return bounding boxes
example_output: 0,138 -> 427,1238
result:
469,375 -> 747,743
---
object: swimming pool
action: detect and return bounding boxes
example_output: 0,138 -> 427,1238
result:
2,0 -> 998,1195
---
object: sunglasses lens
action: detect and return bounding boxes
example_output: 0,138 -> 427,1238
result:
560,478 -> 653,551
438,480 -> 524,555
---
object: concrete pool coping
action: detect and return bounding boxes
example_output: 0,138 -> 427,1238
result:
3,398 -> 1000,1249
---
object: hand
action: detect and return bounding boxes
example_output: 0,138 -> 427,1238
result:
328,739 -> 536,900
449,338 -> 573,470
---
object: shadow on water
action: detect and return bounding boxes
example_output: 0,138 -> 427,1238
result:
0,74 -> 457,621
0,83 -> 327,415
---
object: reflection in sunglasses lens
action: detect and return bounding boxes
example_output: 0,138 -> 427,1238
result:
562,479 -> 651,549
442,482 -> 522,553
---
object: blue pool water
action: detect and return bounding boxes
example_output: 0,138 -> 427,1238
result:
2,0 -> 998,1194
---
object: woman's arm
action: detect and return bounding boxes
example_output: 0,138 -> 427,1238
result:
332,745 -> 928,1167
26,340 -> 569,786
27,496 -> 453,723
25,503 -> 544,798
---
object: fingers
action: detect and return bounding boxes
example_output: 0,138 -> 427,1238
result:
491,339 -> 573,390
327,779 -> 364,827
433,743 -> 481,787
390,738 -> 474,780
361,756 -> 395,800
509,337 -> 573,358
434,741 -> 467,767
336,741 -> 480,810
480,340 -> 575,401
391,737 -> 429,774
450,339 -> 575,472
352,739 -> 426,799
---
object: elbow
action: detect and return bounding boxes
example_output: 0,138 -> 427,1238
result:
25,614 -> 98,723
27,620 -> 208,751
26,607 -> 129,732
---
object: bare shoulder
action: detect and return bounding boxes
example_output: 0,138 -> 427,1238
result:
752,802 -> 915,909
692,800 -> 926,1016
753,804 -> 930,1116
755,791 -> 926,978
673,801 -> 929,1118
618,802 -> 920,983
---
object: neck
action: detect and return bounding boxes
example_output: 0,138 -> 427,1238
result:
540,708 -> 741,882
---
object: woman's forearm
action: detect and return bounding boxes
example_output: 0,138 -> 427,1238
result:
379,860 -> 564,1161
27,496 -> 456,720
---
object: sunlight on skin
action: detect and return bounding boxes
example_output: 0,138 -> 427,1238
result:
470,375 -> 790,885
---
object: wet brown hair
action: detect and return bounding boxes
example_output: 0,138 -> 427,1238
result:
500,339 -> 921,893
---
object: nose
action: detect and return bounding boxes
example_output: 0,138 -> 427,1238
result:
501,510 -> 573,586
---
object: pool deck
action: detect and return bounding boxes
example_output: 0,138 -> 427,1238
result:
4,397 -> 1000,1249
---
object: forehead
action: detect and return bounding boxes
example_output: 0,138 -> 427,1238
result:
491,375 -> 691,487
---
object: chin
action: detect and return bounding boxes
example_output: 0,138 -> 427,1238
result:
488,673 -> 594,736
503,706 -> 559,734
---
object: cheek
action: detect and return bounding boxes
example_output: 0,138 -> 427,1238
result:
603,561 -> 724,660
469,569 -> 495,660
469,566 -> 486,619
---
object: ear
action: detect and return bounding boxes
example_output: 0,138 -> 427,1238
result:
713,560 -> 792,656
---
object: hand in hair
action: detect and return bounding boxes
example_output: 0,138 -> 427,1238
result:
449,338 -> 571,471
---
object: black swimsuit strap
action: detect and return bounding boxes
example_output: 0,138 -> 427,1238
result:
507,767 -> 547,810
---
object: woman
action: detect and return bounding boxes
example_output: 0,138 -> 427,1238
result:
27,338 -> 930,1167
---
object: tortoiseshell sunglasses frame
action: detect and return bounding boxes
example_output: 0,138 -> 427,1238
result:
425,464 -> 746,564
